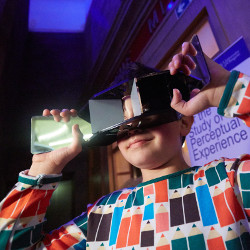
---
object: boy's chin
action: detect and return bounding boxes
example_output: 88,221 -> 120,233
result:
130,158 -> 166,170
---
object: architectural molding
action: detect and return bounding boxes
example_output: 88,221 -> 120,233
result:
81,0 -> 158,104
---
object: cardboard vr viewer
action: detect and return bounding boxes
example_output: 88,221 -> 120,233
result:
31,35 -> 210,154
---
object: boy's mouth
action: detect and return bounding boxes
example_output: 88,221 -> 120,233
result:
128,136 -> 152,149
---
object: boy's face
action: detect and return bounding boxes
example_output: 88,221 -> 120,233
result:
117,121 -> 184,170
118,96 -> 190,170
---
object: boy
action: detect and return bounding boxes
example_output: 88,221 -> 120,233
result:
0,42 -> 250,249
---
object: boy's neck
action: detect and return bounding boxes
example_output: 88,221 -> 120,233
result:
141,155 -> 189,182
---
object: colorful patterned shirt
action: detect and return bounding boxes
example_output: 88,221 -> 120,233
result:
1,71 -> 250,249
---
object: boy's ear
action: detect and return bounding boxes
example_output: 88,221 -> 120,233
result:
180,116 -> 194,136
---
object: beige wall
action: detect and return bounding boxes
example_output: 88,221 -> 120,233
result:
137,0 -> 250,68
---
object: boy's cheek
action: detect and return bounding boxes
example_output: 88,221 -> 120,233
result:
117,140 -> 126,152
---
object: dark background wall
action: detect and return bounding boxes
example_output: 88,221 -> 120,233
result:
0,0 -> 120,229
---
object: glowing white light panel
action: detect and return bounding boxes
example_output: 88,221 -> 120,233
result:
29,0 -> 92,32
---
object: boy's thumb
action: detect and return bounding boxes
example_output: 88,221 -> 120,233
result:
69,124 -> 83,155
171,89 -> 186,114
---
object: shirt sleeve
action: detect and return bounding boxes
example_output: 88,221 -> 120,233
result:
218,70 -> 250,126
218,71 -> 250,220
0,170 -> 88,249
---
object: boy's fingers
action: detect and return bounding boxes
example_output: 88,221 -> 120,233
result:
173,54 -> 195,70
42,108 -> 77,122
171,88 -> 196,116
171,88 -> 209,116
169,63 -> 191,75
182,42 -> 197,56
43,109 -> 50,116
181,64 -> 191,75
61,109 -> 70,114
60,109 -> 78,122
60,109 -> 71,122
169,54 -> 195,75
70,109 -> 78,117
169,61 -> 178,75
50,109 -> 61,122
168,61 -> 175,74
183,55 -> 196,70
50,109 -> 61,115
172,54 -> 183,68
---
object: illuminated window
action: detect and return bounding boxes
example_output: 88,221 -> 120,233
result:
29,0 -> 92,32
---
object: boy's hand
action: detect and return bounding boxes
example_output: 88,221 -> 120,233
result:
43,108 -> 78,122
168,42 -> 230,116
28,109 -> 83,176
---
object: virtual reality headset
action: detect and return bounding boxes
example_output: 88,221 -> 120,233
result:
31,35 -> 210,153
76,35 -> 210,146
